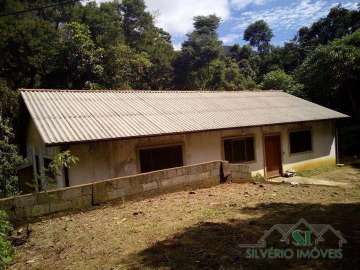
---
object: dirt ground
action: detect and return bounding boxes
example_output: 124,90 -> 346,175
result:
10,164 -> 360,270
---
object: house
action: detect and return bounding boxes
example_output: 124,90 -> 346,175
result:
20,89 -> 348,188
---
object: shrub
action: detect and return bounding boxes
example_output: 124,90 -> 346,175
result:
261,69 -> 303,95
0,210 -> 13,269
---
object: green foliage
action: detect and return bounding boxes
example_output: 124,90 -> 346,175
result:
174,15 -> 256,90
296,30 -> 360,117
0,210 -> 13,269
103,43 -> 152,89
52,22 -> 104,89
0,0 -> 358,121
0,117 -> 23,198
70,1 -> 124,49
0,11 -> 58,89
261,70 -> 303,95
121,0 -> 155,51
252,173 -> 265,182
296,5 -> 360,49
0,80 -> 19,121
244,20 -> 273,53
48,150 -> 79,177
174,15 -> 223,89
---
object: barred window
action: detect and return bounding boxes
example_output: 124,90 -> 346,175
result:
224,137 -> 255,163
139,145 -> 183,173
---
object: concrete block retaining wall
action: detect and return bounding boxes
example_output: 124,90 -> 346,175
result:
0,161 -> 250,220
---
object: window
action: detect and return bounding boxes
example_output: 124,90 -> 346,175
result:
289,129 -> 312,154
224,137 -> 255,163
139,145 -> 183,173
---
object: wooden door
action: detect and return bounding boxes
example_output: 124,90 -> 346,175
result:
264,135 -> 282,178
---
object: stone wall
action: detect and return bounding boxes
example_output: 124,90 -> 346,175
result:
0,161 -> 247,221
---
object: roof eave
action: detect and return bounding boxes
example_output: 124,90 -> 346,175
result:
43,117 -> 349,147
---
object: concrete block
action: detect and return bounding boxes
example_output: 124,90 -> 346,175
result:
165,168 -> 177,178
31,204 -> 50,217
149,171 -> 162,181
160,176 -> 186,188
132,174 -> 144,183
49,200 -> 73,213
161,178 -> 173,187
13,195 -> 35,208
172,176 -> 187,186
106,189 -> 126,201
36,192 -> 57,204
80,185 -> 93,196
176,167 -> 185,176
93,186 -> 125,204
76,195 -> 92,208
0,197 -> 15,209
61,187 -> 82,200
188,174 -> 199,183
13,207 -> 26,219
143,181 -> 158,191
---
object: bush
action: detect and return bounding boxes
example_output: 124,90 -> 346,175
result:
0,210 -> 13,269
261,69 -> 303,95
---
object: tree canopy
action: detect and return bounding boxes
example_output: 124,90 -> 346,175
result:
244,20 -> 273,53
0,1 -> 360,196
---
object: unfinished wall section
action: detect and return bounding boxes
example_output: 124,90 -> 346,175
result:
92,160 -> 221,204
0,161 -> 250,221
222,162 -> 252,182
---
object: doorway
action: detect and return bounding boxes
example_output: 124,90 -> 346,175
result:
264,134 -> 282,178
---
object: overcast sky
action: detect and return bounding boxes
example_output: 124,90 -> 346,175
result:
94,0 -> 359,49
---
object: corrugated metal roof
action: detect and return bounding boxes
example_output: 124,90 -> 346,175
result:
21,89 -> 349,145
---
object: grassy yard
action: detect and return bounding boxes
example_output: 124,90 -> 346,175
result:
10,165 -> 360,270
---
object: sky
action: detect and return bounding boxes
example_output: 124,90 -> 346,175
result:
95,0 -> 359,50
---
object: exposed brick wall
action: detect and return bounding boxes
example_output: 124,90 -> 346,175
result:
0,161 -> 244,221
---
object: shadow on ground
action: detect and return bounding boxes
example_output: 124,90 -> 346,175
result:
125,202 -> 360,269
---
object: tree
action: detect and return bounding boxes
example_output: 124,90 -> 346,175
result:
229,44 -> 253,62
144,28 -> 175,89
70,1 -> 124,49
296,5 -> 360,49
49,22 -> 104,89
296,30 -> 360,118
278,42 -> 304,73
120,0 -> 154,50
0,80 -> 19,123
0,117 -> 23,198
223,58 -> 257,90
103,43 -> 151,89
174,15 -> 224,89
0,11 -> 58,89
119,0 -> 175,89
244,20 -> 273,53
261,70 -> 303,95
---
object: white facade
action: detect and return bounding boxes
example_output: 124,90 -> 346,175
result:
27,119 -> 336,187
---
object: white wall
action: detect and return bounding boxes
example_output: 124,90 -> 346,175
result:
26,119 -> 63,188
65,120 -> 336,185
27,118 -> 336,186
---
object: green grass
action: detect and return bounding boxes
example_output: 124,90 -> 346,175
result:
296,165 -> 339,177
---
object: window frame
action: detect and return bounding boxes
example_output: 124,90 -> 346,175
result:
222,135 -> 256,164
136,142 -> 185,173
288,128 -> 313,155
